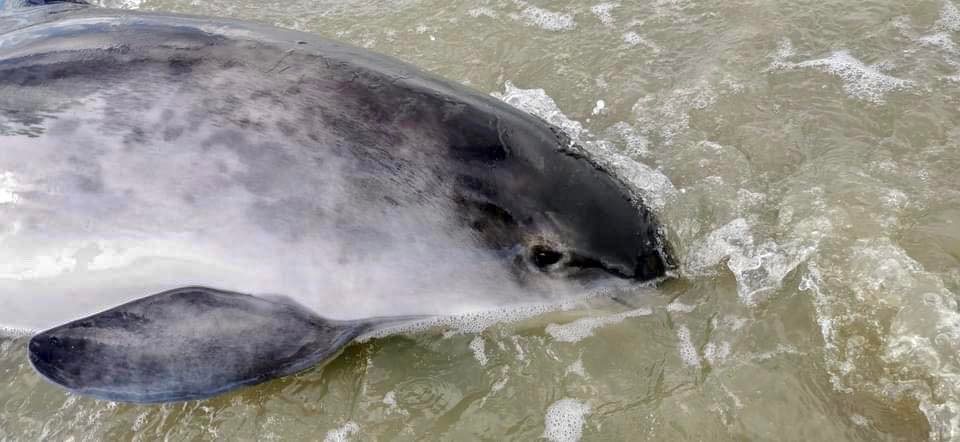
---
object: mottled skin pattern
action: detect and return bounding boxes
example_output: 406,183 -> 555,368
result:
2,3 -> 673,402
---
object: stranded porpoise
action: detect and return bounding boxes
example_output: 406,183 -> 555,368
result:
0,0 -> 674,402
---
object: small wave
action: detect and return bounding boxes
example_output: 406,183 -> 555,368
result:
492,81 -> 676,210
803,238 -> 960,441
767,39 -> 913,103
1,327 -> 34,339
685,216 -> 830,304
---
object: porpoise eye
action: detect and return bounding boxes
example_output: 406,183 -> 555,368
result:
48,336 -> 60,346
531,245 -> 563,268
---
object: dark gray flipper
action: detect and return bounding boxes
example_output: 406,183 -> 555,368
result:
28,287 -> 407,403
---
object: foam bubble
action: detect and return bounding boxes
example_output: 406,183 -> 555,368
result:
704,341 -> 731,365
622,32 -> 660,53
516,6 -> 576,31
583,139 -> 676,210
469,335 -> 488,367
382,391 -> 408,416
91,0 -> 144,9
768,39 -> 796,70
492,81 -> 586,140
632,79 -> 719,144
768,41 -> 913,103
667,301 -> 697,313
676,325 -> 700,368
0,326 -> 33,338
323,421 -> 359,442
590,3 -> 619,26
606,122 -> 650,157
797,52 -> 912,103
565,357 -> 588,378
545,308 -> 652,343
543,398 -> 590,442
591,100 -> 606,116
803,237 -> 960,440
937,0 -> 960,32
918,32 -> 957,52
382,391 -> 397,406
493,82 -> 676,210
467,7 -> 497,18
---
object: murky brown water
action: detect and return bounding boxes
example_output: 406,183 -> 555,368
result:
3,0 -> 960,440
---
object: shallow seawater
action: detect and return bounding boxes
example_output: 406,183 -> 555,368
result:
3,0 -> 960,440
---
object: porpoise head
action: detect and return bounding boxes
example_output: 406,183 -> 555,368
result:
442,103 -> 673,287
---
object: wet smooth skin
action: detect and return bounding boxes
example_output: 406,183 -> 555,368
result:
2,2 -> 671,402
29,287 -> 387,403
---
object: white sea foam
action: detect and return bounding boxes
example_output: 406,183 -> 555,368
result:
704,341 -> 731,365
795,52 -> 912,103
606,122 -> 650,157
803,237 -> 960,440
632,79 -> 719,144
545,308 -> 652,342
514,5 -> 576,31
622,32 -> 660,53
918,32 -> 957,53
768,40 -> 913,103
590,3 -> 619,26
676,325 -> 700,368
591,99 -> 606,115
467,7 -> 497,18
323,421 -> 359,442
565,357 -> 588,378
937,0 -> 960,32
685,215 -> 830,304
469,335 -> 488,367
667,301 -> 697,313
0,326 -> 33,338
492,81 -> 586,140
382,391 -> 408,416
543,398 -> 590,442
493,82 -> 676,210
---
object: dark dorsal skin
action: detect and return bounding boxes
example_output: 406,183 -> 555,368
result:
3,2 -> 675,403
29,287 -> 385,403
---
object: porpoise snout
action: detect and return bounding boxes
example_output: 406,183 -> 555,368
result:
28,332 -> 66,385
28,330 -> 90,390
